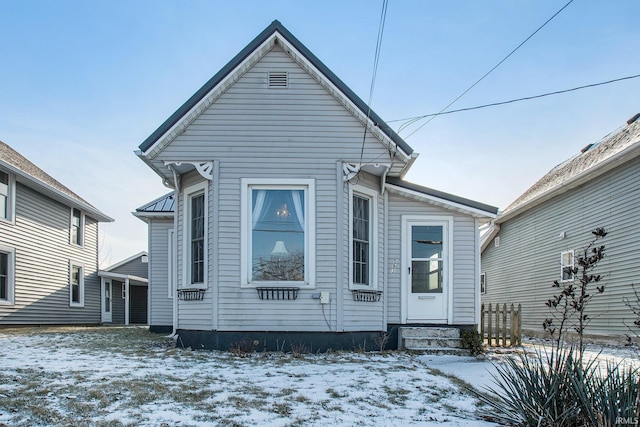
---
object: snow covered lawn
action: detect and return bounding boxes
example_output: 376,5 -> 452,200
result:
0,326 -> 498,426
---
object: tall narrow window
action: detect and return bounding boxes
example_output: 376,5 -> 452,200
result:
71,208 -> 82,245
190,194 -> 205,284
352,195 -> 370,285
70,263 -> 84,306
0,171 -> 9,220
0,252 -> 8,301
561,250 -> 574,281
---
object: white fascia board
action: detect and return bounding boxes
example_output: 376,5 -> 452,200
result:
140,36 -> 277,159
0,160 -> 113,222
139,31 -> 410,165
103,251 -> 148,272
386,183 -> 498,219
497,141 -> 640,224
97,271 -> 148,284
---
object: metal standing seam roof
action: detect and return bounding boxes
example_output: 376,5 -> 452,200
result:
138,20 -> 413,157
135,192 -> 175,213
502,117 -> 640,218
0,140 -> 113,222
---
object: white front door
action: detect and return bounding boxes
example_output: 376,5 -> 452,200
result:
102,279 -> 112,323
402,217 -> 452,323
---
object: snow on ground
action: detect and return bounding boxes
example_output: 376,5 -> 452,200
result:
0,327 -> 498,427
0,327 -> 637,427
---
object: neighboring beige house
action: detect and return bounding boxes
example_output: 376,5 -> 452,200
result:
0,141 -> 112,325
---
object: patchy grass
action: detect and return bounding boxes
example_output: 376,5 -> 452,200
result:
0,326 -> 496,426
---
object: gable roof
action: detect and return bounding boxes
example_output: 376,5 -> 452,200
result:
137,20 -> 414,169
498,115 -> 640,223
385,177 -> 498,219
0,140 -> 113,222
103,251 -> 148,272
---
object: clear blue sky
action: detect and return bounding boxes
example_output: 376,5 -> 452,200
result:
1,0 -> 638,265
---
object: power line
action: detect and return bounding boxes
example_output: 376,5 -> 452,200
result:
359,0 -> 389,167
389,73 -> 640,123
400,0 -> 574,139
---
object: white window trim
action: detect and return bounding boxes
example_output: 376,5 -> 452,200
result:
240,178 -> 316,288
168,228 -> 175,298
480,272 -> 486,295
69,261 -> 85,307
0,244 -> 15,305
0,171 -> 16,224
69,208 -> 85,247
348,185 -> 378,290
560,250 -> 575,282
181,181 -> 208,290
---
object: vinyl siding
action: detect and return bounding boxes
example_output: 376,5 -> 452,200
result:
387,193 -> 478,325
109,257 -> 148,278
164,46 -> 390,332
148,218 -> 173,327
0,183 -> 101,324
482,155 -> 640,338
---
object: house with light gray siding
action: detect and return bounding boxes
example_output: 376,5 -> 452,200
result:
481,115 -> 640,341
0,141 -> 113,325
133,193 -> 175,333
136,21 -> 497,350
99,252 -> 149,325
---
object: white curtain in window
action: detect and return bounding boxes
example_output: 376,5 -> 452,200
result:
290,190 -> 304,230
252,190 -> 267,228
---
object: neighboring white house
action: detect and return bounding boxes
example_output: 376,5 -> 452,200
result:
0,140 -> 113,325
481,114 -> 640,341
135,20 -> 497,351
99,252 -> 149,326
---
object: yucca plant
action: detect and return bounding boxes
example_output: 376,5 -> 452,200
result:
473,345 -> 639,426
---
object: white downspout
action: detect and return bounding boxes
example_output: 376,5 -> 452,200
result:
125,278 -> 130,325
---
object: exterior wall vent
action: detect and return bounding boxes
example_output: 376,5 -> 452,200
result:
268,71 -> 288,88
494,236 -> 500,248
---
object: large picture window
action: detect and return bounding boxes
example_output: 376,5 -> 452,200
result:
241,179 -> 315,287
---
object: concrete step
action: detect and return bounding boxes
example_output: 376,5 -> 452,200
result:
404,337 -> 462,349
399,327 -> 460,339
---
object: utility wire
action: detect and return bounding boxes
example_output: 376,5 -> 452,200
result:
359,0 -> 389,167
400,0 -> 574,139
389,73 -> 640,123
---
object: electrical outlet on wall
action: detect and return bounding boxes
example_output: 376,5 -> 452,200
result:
320,292 -> 329,304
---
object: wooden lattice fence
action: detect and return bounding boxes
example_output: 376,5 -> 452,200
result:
481,303 -> 522,347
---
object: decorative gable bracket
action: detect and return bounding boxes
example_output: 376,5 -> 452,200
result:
343,163 -> 360,182
164,161 -> 214,181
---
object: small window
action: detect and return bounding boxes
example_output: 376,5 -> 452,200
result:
70,263 -> 84,307
0,245 -> 15,305
561,251 -> 574,281
268,71 -> 288,88
480,273 -> 486,294
0,170 -> 13,221
71,208 -> 83,246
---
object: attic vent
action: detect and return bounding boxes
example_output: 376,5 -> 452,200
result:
268,71 -> 288,88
